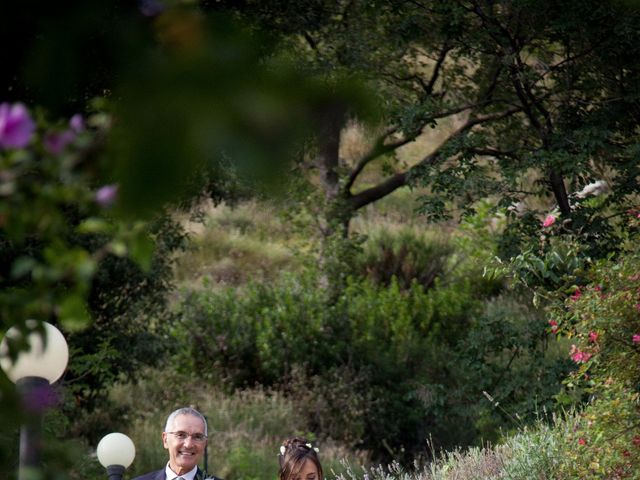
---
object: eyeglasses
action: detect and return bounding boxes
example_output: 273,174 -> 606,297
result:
166,431 -> 208,443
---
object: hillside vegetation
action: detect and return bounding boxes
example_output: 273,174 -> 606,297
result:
2,2 -> 640,479
76,195 -> 537,476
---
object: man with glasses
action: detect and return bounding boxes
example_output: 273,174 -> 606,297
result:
133,407 -> 222,480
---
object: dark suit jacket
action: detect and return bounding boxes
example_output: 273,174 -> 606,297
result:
132,467 -> 222,480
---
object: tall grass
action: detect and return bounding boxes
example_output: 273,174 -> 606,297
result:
173,201 -> 308,290
335,415 -> 570,480
357,227 -> 454,291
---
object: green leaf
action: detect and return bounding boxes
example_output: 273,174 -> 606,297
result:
75,258 -> 97,284
109,241 -> 127,257
58,294 -> 91,331
11,256 -> 37,279
129,233 -> 155,271
76,218 -> 113,234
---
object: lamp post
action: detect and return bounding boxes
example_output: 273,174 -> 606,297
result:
0,320 -> 69,480
97,432 -> 136,480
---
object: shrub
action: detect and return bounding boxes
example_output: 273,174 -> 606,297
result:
357,228 -> 454,291
458,294 -> 571,439
286,365 -> 375,446
551,253 -> 640,478
173,263 -> 564,461
174,272 -> 474,457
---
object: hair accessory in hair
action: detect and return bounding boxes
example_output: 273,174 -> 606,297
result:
305,442 -> 320,453
280,445 -> 286,455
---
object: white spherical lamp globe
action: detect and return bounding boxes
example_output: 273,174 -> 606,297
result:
0,320 -> 69,384
97,433 -> 136,468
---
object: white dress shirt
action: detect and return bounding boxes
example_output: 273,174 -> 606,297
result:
164,463 -> 198,480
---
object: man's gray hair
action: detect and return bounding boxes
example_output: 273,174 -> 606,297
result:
164,407 -> 208,436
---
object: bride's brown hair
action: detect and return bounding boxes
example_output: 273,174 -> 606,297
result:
278,437 -> 323,480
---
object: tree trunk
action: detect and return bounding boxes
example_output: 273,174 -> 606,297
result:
314,102 -> 356,296
549,169 -> 572,218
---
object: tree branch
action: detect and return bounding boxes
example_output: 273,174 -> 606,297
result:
344,100 -> 506,193
468,147 -> 520,159
425,42 -> 452,95
347,107 -> 521,211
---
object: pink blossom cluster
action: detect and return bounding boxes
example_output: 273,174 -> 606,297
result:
627,208 -> 640,219
633,334 -> 640,344
0,101 -> 86,154
44,113 -> 84,154
0,101 -> 116,208
549,319 -> 559,334
542,214 -> 556,228
570,344 -> 592,363
570,287 -> 582,301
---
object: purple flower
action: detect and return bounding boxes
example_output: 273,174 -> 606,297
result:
95,184 -> 118,207
69,114 -> 85,133
22,383 -> 60,413
0,102 -> 36,149
139,0 -> 165,17
44,130 -> 76,154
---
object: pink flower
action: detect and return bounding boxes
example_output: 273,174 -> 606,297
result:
632,334 -> 640,344
636,303 -> 640,312
542,214 -> 556,228
44,130 -> 76,154
69,114 -> 85,133
0,102 -> 35,149
549,320 -> 558,334
578,438 -> 586,446
95,184 -> 118,207
633,435 -> 640,446
570,288 -> 582,301
570,345 -> 592,363
588,331 -> 599,343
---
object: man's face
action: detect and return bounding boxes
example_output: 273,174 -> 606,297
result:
162,414 -> 207,475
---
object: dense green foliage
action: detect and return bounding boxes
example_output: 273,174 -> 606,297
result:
173,242 -> 568,460
2,1 -> 640,478
1,2 -> 367,474
230,0 -> 640,259
0,102 -> 184,474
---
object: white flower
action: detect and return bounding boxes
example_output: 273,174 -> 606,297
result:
575,180 -> 608,199
305,442 -> 319,453
280,445 -> 286,455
